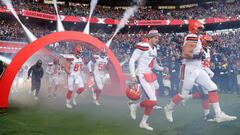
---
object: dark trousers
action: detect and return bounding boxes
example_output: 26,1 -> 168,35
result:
31,78 -> 41,96
228,75 -> 239,93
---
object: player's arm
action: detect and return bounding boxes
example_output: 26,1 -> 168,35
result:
129,47 -> 145,78
64,59 -> 71,75
153,59 -> 164,71
27,66 -> 33,79
40,68 -> 44,78
182,38 -> 199,59
46,65 -> 52,75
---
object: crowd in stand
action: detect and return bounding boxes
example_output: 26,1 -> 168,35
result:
0,18 -> 239,94
0,0 -> 239,20
0,0 -> 239,95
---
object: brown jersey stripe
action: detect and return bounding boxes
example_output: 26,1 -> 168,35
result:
186,37 -> 198,41
66,58 -> 74,61
186,40 -> 198,43
135,45 -> 149,51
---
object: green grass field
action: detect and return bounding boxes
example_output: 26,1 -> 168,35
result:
1,90 -> 240,135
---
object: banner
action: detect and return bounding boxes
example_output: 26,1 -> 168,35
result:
0,41 -> 25,53
22,10 -> 57,21
0,7 -> 239,26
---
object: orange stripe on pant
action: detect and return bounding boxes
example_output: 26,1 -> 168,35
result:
172,93 -> 183,104
140,100 -> 157,115
181,64 -> 185,80
208,91 -> 219,103
202,99 -> 209,109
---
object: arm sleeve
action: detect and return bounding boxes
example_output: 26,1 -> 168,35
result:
40,68 -> 44,78
129,49 -> 143,77
28,66 -> 33,78
46,66 -> 51,74
153,59 -> 164,71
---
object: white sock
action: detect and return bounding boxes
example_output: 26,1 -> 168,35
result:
167,101 -> 176,110
66,99 -> 71,104
203,109 -> 210,116
73,93 -> 78,99
212,102 -> 221,115
140,114 -> 149,124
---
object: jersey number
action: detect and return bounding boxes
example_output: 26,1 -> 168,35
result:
74,64 -> 83,71
98,64 -> 105,71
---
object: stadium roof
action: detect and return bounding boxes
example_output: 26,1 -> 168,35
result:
61,0 -> 221,6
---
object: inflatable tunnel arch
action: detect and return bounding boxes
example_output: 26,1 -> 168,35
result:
0,31 -> 125,109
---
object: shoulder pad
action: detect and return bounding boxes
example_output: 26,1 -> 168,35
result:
185,34 -> 199,42
135,42 -> 149,51
48,62 -> 53,66
93,55 -> 99,59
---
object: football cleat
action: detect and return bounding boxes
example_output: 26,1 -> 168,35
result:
215,112 -> 237,123
34,96 -> 39,100
66,103 -> 73,109
139,122 -> 153,131
93,100 -> 100,106
153,105 -> 162,110
204,113 -> 215,122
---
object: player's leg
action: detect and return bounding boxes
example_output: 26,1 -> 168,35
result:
137,74 -> 157,131
48,77 -> 53,98
196,69 -> 237,122
72,74 -> 85,106
53,77 -> 59,98
34,80 -> 41,100
153,80 -> 162,109
66,75 -> 74,109
164,65 -> 198,122
92,75 -> 104,105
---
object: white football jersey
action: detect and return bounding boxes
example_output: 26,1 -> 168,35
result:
129,42 -> 163,76
46,62 -> 62,76
182,34 -> 203,66
92,55 -> 109,75
69,55 -> 85,74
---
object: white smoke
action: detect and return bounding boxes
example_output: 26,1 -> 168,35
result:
0,55 -> 11,65
1,0 -> 37,42
83,0 -> 98,34
90,0 -> 98,15
83,0 -> 99,34
53,0 -> 65,32
106,5 -> 138,47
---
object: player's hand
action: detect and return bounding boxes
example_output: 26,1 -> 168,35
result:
193,52 -> 204,60
27,76 -> 30,80
89,72 -> 94,76
163,67 -> 169,73
67,72 -> 71,76
131,76 -> 138,83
